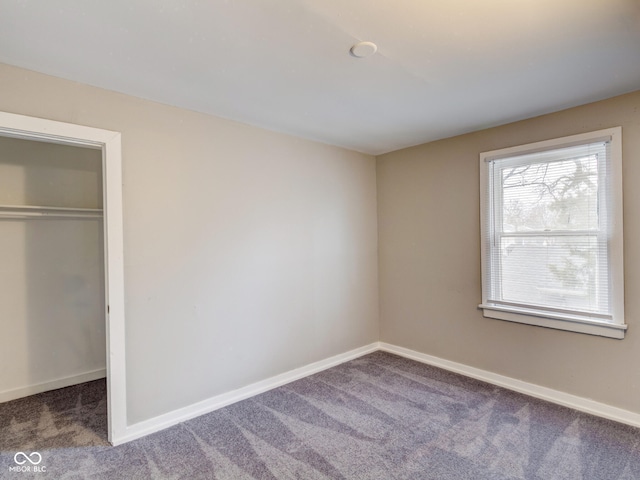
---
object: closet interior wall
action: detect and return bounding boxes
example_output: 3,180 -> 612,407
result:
0,135 -> 106,402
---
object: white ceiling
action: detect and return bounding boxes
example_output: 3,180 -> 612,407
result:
1,0 -> 639,155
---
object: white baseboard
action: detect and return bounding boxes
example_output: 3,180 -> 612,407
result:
113,343 -> 379,446
113,340 -> 640,445
0,368 -> 107,404
379,342 -> 640,429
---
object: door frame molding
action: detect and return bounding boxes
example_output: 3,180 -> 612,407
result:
0,111 -> 127,444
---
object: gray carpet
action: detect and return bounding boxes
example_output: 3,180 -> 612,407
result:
1,351 -> 640,479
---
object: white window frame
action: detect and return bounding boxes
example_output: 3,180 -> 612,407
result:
479,127 -> 625,339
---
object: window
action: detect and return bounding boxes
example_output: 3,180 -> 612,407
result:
479,128 -> 625,339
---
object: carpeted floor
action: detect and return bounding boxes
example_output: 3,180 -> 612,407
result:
1,351 -> 640,479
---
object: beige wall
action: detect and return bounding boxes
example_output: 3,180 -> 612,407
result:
377,90 -> 640,413
0,63 -> 379,424
3,56 -> 636,425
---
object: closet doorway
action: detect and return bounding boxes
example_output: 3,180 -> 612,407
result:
0,112 -> 126,445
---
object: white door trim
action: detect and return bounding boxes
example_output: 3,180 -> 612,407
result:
0,111 -> 127,444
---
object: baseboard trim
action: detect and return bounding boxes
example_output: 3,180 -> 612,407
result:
114,340 -> 640,445
113,343 -> 379,446
379,342 -> 640,429
0,368 -> 107,404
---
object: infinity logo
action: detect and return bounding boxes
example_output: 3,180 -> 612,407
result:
13,452 -> 42,465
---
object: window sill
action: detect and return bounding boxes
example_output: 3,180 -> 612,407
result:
478,303 -> 627,339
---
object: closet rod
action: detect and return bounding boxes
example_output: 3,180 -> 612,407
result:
0,211 -> 103,219
0,204 -> 103,213
0,205 -> 103,219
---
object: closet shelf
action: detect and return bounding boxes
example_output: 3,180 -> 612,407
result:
0,204 -> 103,219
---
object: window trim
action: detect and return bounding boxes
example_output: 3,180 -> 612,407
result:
479,127 -> 625,339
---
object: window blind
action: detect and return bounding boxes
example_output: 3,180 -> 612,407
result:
482,140 -> 613,321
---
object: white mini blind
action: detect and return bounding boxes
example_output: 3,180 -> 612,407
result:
482,140 -> 614,322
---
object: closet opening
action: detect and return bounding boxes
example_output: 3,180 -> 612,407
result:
0,112 -> 126,445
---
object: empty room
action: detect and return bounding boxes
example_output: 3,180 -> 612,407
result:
1,0 -> 640,479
